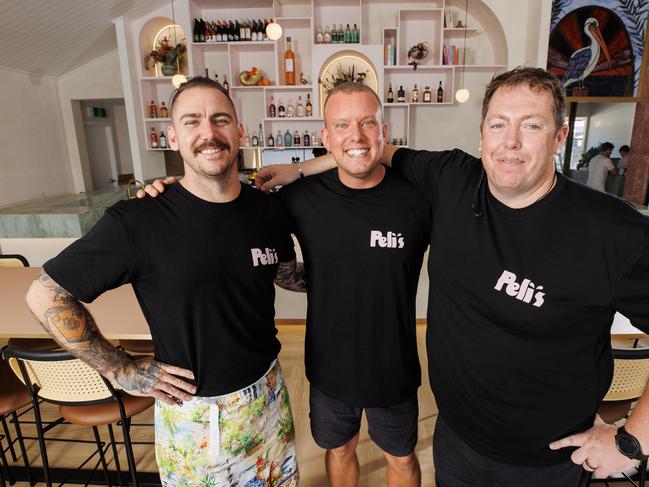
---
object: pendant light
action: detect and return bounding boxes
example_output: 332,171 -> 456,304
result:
455,0 -> 470,103
266,21 -> 283,41
170,0 -> 187,88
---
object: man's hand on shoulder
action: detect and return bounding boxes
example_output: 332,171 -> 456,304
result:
136,176 -> 177,199
256,164 -> 300,192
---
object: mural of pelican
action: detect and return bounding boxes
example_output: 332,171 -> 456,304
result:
562,17 -> 612,88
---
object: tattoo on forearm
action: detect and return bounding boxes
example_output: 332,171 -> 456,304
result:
274,259 -> 307,292
31,271 -> 165,394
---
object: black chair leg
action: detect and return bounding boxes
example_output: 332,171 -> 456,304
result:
0,434 -> 14,486
120,418 -> 139,487
0,418 -> 16,463
639,457 -> 647,487
107,424 -> 124,486
11,412 -> 34,486
92,426 -> 112,487
31,398 -> 52,487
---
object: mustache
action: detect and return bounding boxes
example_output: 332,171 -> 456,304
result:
193,139 -> 231,155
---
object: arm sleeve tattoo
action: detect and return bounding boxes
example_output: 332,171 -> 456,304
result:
274,258 -> 307,292
27,271 -> 163,394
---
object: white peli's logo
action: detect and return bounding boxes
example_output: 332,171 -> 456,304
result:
494,270 -> 545,307
251,248 -> 278,267
370,230 -> 404,249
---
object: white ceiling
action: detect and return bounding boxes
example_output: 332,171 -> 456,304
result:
0,0 -> 171,78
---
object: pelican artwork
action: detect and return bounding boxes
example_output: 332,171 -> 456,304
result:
562,17 -> 612,89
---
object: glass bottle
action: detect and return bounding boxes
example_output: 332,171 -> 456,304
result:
437,81 -> 444,103
251,131 -> 259,146
303,130 -> 311,147
244,127 -> 251,146
306,94 -> 313,116
223,75 -> 229,93
284,37 -> 296,85
316,26 -> 324,44
411,84 -> 419,103
423,86 -> 432,103
345,24 -> 352,43
324,25 -> 332,44
386,83 -> 394,103
294,130 -> 301,146
159,101 -> 168,118
286,99 -> 294,118
267,133 -> 274,147
352,24 -> 359,43
296,96 -> 305,117
397,85 -> 405,103
284,129 -> 293,147
276,130 -> 284,147
149,101 -> 158,118
278,99 -> 286,118
159,130 -> 167,149
269,96 -> 277,118
150,127 -> 158,148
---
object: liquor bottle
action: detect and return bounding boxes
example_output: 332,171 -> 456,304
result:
276,130 -> 284,147
437,81 -> 444,103
199,19 -> 205,42
423,86 -> 432,103
294,130 -> 301,146
159,130 -> 167,149
296,96 -> 305,117
193,19 -> 200,43
411,84 -> 419,103
284,37 -> 296,85
150,127 -> 158,148
258,123 -> 264,146
352,24 -> 359,43
160,101 -> 168,118
305,94 -> 313,117
244,127 -> 251,146
324,25 -> 332,44
278,99 -> 286,118
316,26 -> 324,44
386,83 -> 394,103
239,20 -> 246,41
284,129 -> 293,147
267,133 -> 275,147
227,21 -> 234,41
223,75 -> 229,93
149,101 -> 158,118
339,25 -> 345,43
205,22 -> 212,42
286,99 -> 294,118
234,20 -> 241,41
311,133 -> 318,146
345,24 -> 352,43
269,96 -> 276,118
215,21 -> 222,42
245,19 -> 252,41
397,85 -> 405,103
303,130 -> 311,147
251,131 -> 259,146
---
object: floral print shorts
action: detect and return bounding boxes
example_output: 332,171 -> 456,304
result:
155,360 -> 299,486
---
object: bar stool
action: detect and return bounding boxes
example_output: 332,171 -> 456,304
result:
4,346 -> 154,487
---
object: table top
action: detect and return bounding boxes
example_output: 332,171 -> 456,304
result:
0,267 -> 646,340
0,267 -> 150,339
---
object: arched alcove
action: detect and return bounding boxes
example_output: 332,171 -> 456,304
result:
139,17 -> 188,77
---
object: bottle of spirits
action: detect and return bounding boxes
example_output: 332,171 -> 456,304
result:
437,81 -> 444,102
276,130 -> 284,147
244,127 -> 251,146
324,25 -> 332,44
245,19 -> 252,41
311,133 -> 318,146
278,99 -> 286,118
345,24 -> 352,43
269,96 -> 276,118
258,123 -> 264,146
233,20 -> 241,41
159,101 -> 168,118
294,130 -> 301,146
150,127 -> 158,148
316,26 -> 324,44
193,19 -> 200,43
284,37 -> 296,85
303,130 -> 311,147
386,83 -> 394,103
267,133 -> 275,147
397,85 -> 405,103
352,24 -> 359,43
423,86 -> 432,103
159,130 -> 167,149
284,129 -> 293,147
411,84 -> 419,103
296,96 -> 305,117
305,94 -> 313,116
199,18 -> 206,42
339,25 -> 345,43
251,131 -> 258,146
223,75 -> 229,93
149,101 -> 158,118
331,25 -> 338,43
286,99 -> 294,118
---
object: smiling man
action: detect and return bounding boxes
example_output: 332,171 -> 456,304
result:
257,67 -> 649,486
26,77 -> 303,486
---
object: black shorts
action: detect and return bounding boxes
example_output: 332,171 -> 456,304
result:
309,386 -> 418,457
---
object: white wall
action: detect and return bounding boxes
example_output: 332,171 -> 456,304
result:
57,50 -> 126,192
0,68 -> 73,206
578,103 -> 636,154
113,105 -> 134,175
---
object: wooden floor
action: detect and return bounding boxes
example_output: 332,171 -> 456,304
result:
2,327 -> 638,486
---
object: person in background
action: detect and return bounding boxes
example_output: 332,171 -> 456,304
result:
586,141 -> 617,192
256,67 -> 649,487
618,145 -> 630,175
25,77 -> 304,486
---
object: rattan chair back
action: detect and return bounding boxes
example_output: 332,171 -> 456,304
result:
603,347 -> 649,402
0,254 -> 29,267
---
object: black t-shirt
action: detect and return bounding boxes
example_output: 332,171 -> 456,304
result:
44,182 -> 296,396
393,148 -> 649,466
279,168 -> 431,407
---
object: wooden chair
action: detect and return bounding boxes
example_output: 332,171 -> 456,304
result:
3,346 -> 154,487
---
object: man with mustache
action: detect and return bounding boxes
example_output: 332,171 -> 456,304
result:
25,77 -> 303,486
256,67 -> 649,486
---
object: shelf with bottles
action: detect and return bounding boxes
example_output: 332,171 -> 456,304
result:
141,85 -> 174,120
265,89 -> 315,118
384,70 -> 453,105
313,0 -> 361,45
314,23 -> 361,45
146,125 -> 171,151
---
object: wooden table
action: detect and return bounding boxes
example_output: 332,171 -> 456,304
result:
0,267 -> 151,340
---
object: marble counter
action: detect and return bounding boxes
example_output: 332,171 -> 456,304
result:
0,188 -> 129,238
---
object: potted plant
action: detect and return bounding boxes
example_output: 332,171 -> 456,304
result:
144,37 -> 187,76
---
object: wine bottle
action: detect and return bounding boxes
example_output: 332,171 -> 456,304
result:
397,85 -> 405,103
386,84 -> 394,103
278,99 -> 286,118
267,133 -> 275,147
193,19 -> 200,43
284,37 -> 296,85
352,24 -> 360,43
437,81 -> 444,103
159,130 -> 167,149
345,24 -> 352,43
199,19 -> 205,43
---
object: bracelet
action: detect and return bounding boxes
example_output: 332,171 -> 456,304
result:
296,161 -> 305,178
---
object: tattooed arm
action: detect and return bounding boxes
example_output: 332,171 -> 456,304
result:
274,258 -> 307,292
25,271 -> 196,405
